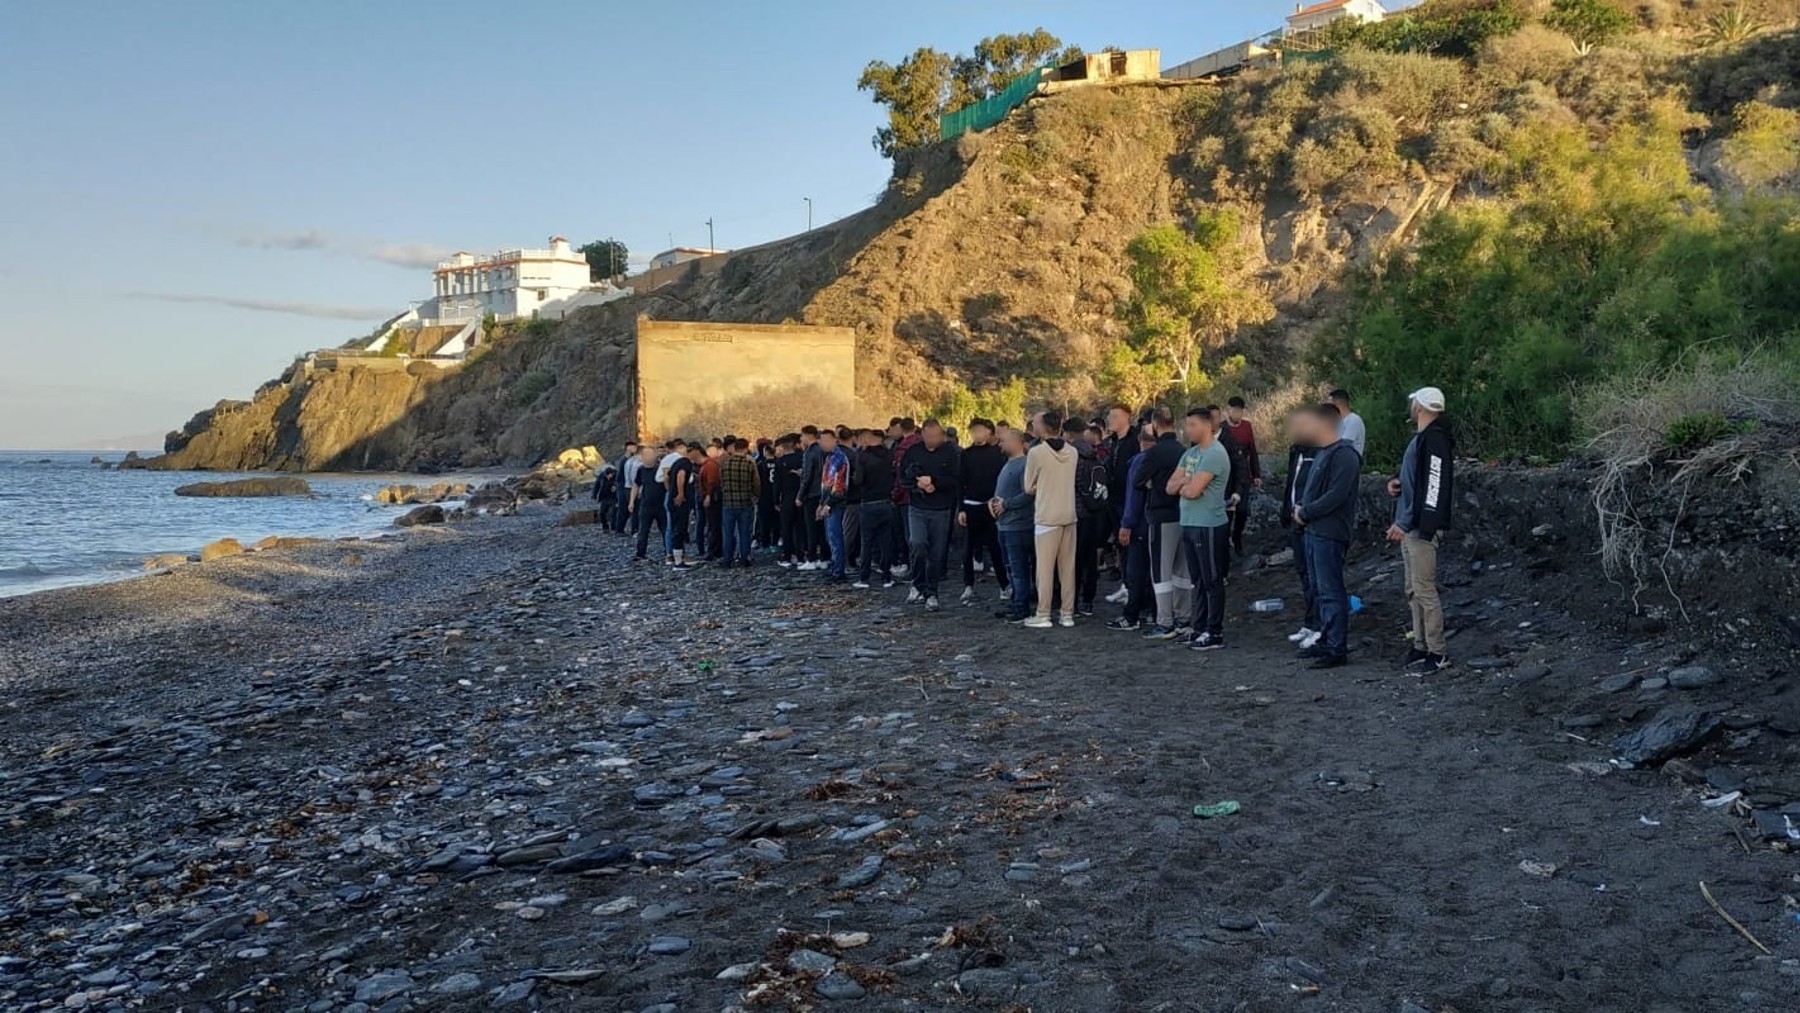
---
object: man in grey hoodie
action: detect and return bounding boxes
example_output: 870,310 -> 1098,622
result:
1293,403 -> 1362,669
989,426 -> 1035,623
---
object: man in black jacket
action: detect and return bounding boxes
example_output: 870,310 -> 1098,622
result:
1279,408 -> 1322,650
957,418 -> 1009,605
1209,406 -> 1254,575
854,430 -> 896,588
1388,386 -> 1456,674
1139,407 -> 1191,640
901,419 -> 960,611
1294,404 -> 1362,669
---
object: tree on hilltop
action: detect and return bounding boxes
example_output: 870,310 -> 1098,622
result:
1116,212 -> 1271,398
858,29 -> 1080,160
579,238 -> 630,282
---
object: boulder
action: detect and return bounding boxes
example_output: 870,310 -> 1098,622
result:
395,505 -> 446,528
200,538 -> 245,562
466,484 -> 518,516
559,509 -> 600,527
175,477 -> 312,498
1613,707 -> 1721,766
375,484 -> 417,505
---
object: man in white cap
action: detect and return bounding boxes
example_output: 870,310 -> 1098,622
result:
1387,386 -> 1455,673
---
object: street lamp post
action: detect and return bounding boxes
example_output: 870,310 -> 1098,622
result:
706,218 -> 715,253
805,197 -> 813,232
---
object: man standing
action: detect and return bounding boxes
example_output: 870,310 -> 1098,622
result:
667,445 -> 703,571
1388,386 -> 1455,673
853,430 -> 896,589
1065,416 -> 1107,616
796,426 -> 825,570
1022,410 -> 1079,628
900,419 -> 958,611
631,445 -> 667,562
719,438 -> 760,568
1223,397 -> 1262,555
1139,407 -> 1191,640
656,439 -> 686,560
889,418 -> 920,575
756,439 -> 781,550
698,441 -> 724,561
1099,404 -> 1139,605
1294,405 -> 1362,669
957,418 -> 1009,605
1279,407 -> 1323,650
1105,425 -> 1159,631
990,425 -> 1036,623
775,436 -> 806,566
1329,389 -> 1367,459
817,430 -> 852,581
838,428 -> 863,575
1171,408 -> 1233,651
614,440 -> 640,534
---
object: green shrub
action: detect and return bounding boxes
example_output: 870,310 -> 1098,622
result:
1719,100 -> 1800,187
513,368 -> 558,407
1663,411 -> 1756,451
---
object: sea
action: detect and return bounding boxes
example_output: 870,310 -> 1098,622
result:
0,450 -> 503,599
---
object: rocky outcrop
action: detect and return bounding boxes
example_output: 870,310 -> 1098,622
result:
375,482 -> 470,505
394,505 -> 446,528
174,477 -> 312,498
199,538 -> 245,563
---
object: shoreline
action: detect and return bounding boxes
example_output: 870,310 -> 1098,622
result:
1,510 -> 1792,1010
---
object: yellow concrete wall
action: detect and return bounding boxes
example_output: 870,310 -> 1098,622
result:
635,319 -> 858,439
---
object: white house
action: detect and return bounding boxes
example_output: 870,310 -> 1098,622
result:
427,236 -> 595,322
1286,0 -> 1387,35
649,247 -> 725,270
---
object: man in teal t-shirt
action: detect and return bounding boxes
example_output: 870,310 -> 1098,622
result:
1170,407 -> 1233,650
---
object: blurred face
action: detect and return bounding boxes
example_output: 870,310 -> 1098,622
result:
1227,405 -> 1245,424
922,424 -> 944,450
1183,413 -> 1208,444
707,445 -> 722,458
997,429 -> 1025,455
640,447 -> 657,465
1108,407 -> 1130,433
970,423 -> 993,445
820,433 -> 837,452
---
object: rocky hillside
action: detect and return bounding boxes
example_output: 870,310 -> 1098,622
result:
148,7 -> 1800,471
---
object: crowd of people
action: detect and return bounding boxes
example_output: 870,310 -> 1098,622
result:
590,386 -> 1456,672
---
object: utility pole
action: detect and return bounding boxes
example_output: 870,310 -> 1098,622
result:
804,197 -> 813,232
705,218 -> 715,253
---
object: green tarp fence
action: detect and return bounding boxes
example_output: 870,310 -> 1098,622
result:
939,65 -> 1050,142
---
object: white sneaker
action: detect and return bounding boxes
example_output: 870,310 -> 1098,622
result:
1105,585 -> 1130,604
905,588 -> 924,604
1287,627 -> 1316,643
960,586 -> 975,605
778,560 -> 794,568
1057,615 -> 1075,628
1300,630 -> 1322,650
925,596 -> 941,612
851,581 -> 870,590
1022,616 -> 1053,629
998,585 -> 1012,600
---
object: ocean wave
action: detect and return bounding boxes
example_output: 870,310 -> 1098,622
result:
0,562 -> 52,580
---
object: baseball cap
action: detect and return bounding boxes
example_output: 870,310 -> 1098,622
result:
1408,386 -> 1446,412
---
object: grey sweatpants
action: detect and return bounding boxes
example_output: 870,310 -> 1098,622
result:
1146,520 -> 1192,629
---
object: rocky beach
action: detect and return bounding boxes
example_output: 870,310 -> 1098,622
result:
3,482 -> 1798,1013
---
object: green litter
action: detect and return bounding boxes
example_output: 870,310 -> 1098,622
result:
1192,801 -> 1241,819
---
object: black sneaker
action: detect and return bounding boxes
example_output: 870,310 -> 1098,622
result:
1297,645 -> 1330,660
1420,652 -> 1453,673
1189,633 -> 1225,652
1311,654 -> 1349,670
1105,617 -> 1143,631
1142,625 -> 1181,641
1401,647 -> 1430,671
1076,602 -> 1097,617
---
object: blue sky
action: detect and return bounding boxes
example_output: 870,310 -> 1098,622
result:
0,0 -> 1302,448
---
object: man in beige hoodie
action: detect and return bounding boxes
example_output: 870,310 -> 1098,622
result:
1023,409 -> 1079,628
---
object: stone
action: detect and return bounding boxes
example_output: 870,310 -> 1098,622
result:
1561,714 -> 1604,730
395,505 -> 446,527
142,553 -> 191,571
199,538 -> 245,563
174,477 -> 311,498
788,949 -> 837,973
1613,707 -> 1721,766
352,972 -> 413,1003
716,962 -> 759,982
814,971 -> 867,1000
1599,672 -> 1638,693
535,968 -> 607,984
429,973 -> 482,994
1513,662 -> 1551,683
546,844 -> 633,874
1669,666 -> 1721,690
956,967 -> 1019,997
835,855 -> 883,889
646,936 -> 691,956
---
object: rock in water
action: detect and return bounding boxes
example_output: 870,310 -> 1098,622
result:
174,477 -> 312,497
200,538 -> 245,562
1612,707 -> 1720,766
395,505 -> 446,527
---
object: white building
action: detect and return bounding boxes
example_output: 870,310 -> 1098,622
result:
428,236 -> 594,322
1286,0 -> 1387,35
649,247 -> 725,270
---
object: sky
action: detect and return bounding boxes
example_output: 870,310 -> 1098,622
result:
0,0 -> 1304,449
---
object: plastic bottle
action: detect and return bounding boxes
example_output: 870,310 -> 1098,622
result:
1249,599 -> 1285,613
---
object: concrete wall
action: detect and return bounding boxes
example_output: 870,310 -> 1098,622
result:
635,319 -> 857,440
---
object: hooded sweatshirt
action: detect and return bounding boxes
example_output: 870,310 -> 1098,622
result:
1023,437 -> 1079,527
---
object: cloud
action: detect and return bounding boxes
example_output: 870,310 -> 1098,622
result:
227,227 -> 452,269
233,229 -> 332,252
364,241 -> 456,269
127,292 -> 393,321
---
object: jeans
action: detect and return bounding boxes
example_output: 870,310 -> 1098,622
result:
999,528 -> 1035,619
757,495 -> 780,548
1305,533 -> 1350,659
1074,512 -> 1102,606
962,506 -> 1008,589
704,499 -> 723,559
805,501 -> 825,562
780,499 -> 806,561
841,502 -> 861,570
892,502 -> 910,567
1289,527 -> 1319,630
1402,531 -> 1445,654
907,507 -> 952,597
722,505 -> 755,564
634,493 -> 666,559
1181,523 -> 1230,639
858,502 -> 894,583
613,487 -> 633,532
1122,524 -> 1152,622
824,507 -> 846,577
1034,523 -> 1077,621
668,501 -> 693,553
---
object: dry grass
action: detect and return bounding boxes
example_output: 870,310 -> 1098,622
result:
1577,356 -> 1799,612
